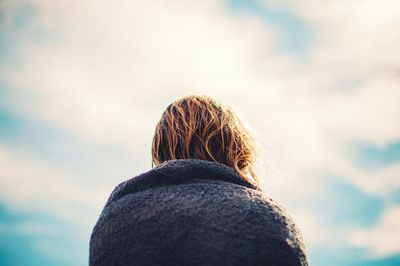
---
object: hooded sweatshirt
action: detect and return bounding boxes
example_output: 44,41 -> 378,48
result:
89,158 -> 308,266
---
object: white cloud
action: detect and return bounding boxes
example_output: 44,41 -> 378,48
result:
0,144 -> 109,231
1,0 -> 279,148
290,209 -> 344,249
249,0 -> 400,196
349,206 -> 400,257
266,0 -> 400,78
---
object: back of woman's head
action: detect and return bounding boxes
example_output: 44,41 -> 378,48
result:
151,94 -> 259,187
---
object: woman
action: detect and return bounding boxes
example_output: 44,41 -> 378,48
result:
89,95 -> 308,266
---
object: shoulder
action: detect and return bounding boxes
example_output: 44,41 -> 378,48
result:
92,177 -> 308,266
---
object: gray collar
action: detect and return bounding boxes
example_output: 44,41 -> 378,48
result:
105,158 -> 260,207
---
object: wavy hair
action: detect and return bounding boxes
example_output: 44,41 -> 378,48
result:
151,94 -> 259,187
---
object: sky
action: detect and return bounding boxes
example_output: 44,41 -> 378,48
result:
0,0 -> 400,265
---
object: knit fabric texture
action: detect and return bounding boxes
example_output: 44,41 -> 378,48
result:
89,158 -> 308,266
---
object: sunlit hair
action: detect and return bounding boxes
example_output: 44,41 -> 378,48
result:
151,94 -> 259,187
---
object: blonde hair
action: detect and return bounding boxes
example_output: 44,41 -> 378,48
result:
151,94 -> 259,187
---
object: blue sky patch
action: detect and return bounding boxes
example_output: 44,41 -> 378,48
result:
310,246 -> 400,266
349,141 -> 400,170
312,174 -> 383,227
225,0 -> 312,53
0,3 -> 36,63
0,101 -> 142,185
0,203 -> 87,266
